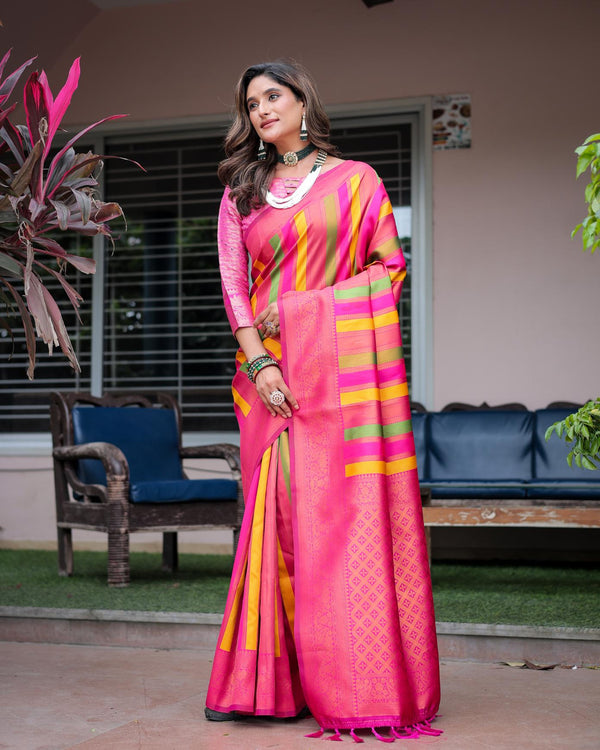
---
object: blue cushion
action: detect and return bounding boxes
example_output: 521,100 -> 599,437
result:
411,412 -> 428,481
421,480 -> 528,499
527,480 -> 600,499
428,410 -> 534,484
72,406 -> 183,487
130,479 -> 238,504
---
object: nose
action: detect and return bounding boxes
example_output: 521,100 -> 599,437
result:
258,98 -> 270,117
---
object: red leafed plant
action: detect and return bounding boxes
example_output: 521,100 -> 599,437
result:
0,49 -> 138,378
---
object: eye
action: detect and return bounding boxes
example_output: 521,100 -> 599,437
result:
269,93 -> 279,102
248,102 -> 258,111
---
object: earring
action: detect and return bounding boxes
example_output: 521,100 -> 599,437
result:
300,114 -> 308,141
258,139 -> 266,160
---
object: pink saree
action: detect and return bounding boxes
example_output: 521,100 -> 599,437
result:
206,162 -> 440,737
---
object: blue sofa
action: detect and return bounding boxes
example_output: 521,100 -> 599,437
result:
410,405 -> 600,535
412,407 -> 600,499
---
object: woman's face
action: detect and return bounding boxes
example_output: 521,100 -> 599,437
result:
246,74 -> 305,149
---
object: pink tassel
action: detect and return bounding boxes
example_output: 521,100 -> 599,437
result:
350,728 -> 364,743
371,727 -> 395,743
391,726 -> 420,739
305,727 -> 325,738
414,721 -> 443,737
327,728 -> 343,741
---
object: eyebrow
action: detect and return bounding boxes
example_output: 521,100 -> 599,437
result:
246,86 -> 282,105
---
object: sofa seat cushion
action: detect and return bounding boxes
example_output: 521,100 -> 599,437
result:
527,480 -> 600,499
130,479 -> 239,504
421,480 -> 528,499
428,410 -> 534,483
72,406 -> 183,486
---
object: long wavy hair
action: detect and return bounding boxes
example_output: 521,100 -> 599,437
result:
218,61 -> 340,216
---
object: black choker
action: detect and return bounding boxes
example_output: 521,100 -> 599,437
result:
277,144 -> 316,167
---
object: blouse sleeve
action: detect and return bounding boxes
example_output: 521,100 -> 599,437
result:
217,188 -> 255,335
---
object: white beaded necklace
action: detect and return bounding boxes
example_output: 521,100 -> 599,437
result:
265,149 -> 328,209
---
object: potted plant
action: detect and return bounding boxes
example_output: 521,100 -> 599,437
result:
545,133 -> 600,470
0,49 -> 138,378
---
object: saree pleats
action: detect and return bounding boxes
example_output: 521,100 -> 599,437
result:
205,432 -> 305,717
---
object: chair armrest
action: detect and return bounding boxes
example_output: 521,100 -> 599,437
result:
180,443 -> 241,473
53,442 -> 130,483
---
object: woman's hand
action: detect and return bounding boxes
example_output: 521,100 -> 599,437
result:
235,316 -> 296,416
254,302 -> 280,338
254,364 -> 299,418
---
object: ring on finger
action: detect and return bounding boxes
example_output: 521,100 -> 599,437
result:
269,389 -> 285,406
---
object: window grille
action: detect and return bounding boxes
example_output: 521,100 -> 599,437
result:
0,118 -> 414,433
0,236 -> 93,433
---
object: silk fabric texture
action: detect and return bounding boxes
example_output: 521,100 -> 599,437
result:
206,162 -> 440,731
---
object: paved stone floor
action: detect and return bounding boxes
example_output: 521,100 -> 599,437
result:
1,641 -> 598,749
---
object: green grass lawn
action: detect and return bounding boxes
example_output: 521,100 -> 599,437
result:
0,549 -> 598,628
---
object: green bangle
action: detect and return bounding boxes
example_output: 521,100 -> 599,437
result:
247,356 -> 280,383
248,353 -> 270,365
248,360 -> 278,382
253,360 -> 279,380
247,355 -> 272,371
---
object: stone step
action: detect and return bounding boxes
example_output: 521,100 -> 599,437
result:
1,606 -> 599,666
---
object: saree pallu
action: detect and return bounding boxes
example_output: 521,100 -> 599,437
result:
206,162 -> 440,732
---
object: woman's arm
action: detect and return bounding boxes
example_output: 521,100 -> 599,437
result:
217,190 -> 256,334
218,190 -> 298,418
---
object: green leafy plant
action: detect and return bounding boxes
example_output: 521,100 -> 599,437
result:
545,399 -> 600,470
571,133 -> 600,254
0,50 -> 139,378
546,134 -> 600,469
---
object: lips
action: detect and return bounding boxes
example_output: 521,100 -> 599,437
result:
261,119 -> 278,130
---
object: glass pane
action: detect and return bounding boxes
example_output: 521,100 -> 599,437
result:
0,141 -> 96,433
102,135 -> 236,431
0,234 -> 93,433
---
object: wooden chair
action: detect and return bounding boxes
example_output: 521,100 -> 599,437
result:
50,391 -> 244,586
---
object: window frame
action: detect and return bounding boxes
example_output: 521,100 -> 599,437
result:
0,99 -> 432,455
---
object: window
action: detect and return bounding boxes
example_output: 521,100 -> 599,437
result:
0,111 -> 429,436
0,236 -> 93,433
102,133 -> 233,431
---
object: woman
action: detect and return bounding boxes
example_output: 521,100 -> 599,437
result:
205,61 -> 441,741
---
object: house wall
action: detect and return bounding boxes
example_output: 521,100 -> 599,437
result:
45,0 -> 600,409
1,0 -> 599,551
